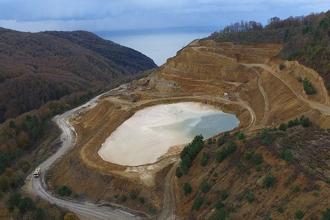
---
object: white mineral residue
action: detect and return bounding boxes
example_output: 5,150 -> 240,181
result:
98,102 -> 238,166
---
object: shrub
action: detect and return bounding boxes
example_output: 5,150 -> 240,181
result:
295,210 -> 304,219
207,139 -> 213,145
252,154 -> 263,165
120,195 -> 127,203
192,196 -> 204,210
216,141 -> 237,163
263,174 -> 276,188
322,208 -> 330,220
281,148 -> 294,162
246,190 -> 254,203
279,123 -> 288,131
201,153 -> 209,166
129,191 -> 137,200
302,79 -> 316,95
244,151 -> 263,165
236,132 -> 245,140
288,118 -> 300,128
259,129 -> 272,145
277,207 -> 284,213
292,186 -> 301,193
56,186 -> 72,197
217,136 -> 226,146
300,116 -> 311,127
208,208 -> 227,220
183,183 -> 192,196
219,190 -> 229,201
138,197 -> 145,204
148,206 -> 157,215
244,151 -> 254,160
175,167 -> 183,178
200,181 -> 210,193
214,200 -> 225,210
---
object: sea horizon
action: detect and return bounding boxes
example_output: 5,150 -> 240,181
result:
97,26 -> 217,65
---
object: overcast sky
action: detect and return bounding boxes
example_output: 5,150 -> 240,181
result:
0,0 -> 329,32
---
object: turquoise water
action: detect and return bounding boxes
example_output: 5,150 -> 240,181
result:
150,112 -> 239,140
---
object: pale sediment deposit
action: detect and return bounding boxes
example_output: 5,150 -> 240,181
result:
98,102 -> 238,166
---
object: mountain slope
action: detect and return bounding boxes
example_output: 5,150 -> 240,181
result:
0,28 -> 156,122
209,10 -> 330,91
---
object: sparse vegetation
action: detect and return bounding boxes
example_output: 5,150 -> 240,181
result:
322,208 -> 330,220
236,132 -> 245,140
263,174 -> 277,188
6,193 -> 36,215
200,181 -> 210,193
219,190 -> 229,201
120,195 -> 127,203
281,148 -> 294,162
208,208 -> 227,220
216,141 -> 237,163
183,183 -> 192,196
192,196 -> 204,210
129,191 -> 137,200
217,136 -> 226,146
244,151 -> 263,165
302,79 -> 317,95
175,167 -> 183,178
292,185 -> 301,193
214,200 -> 225,210
278,116 -> 311,131
259,129 -> 273,145
56,185 -> 72,197
246,190 -> 254,203
279,123 -> 288,131
201,153 -> 209,166
138,197 -> 145,204
295,210 -> 304,219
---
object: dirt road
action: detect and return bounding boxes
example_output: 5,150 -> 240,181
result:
24,92 -> 141,220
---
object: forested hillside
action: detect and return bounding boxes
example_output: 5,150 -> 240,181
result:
0,28 -> 156,123
0,28 -> 156,218
209,10 -> 330,90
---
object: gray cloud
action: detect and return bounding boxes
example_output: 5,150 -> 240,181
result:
0,0 -> 329,32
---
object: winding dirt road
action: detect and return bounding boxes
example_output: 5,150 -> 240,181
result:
24,93 -> 141,220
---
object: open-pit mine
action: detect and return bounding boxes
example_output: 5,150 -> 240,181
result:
46,39 -> 330,219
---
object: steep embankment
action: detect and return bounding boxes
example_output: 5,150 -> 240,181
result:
47,37 -> 330,219
0,28 -> 156,122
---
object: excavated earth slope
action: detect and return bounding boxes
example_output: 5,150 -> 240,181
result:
48,39 -> 330,217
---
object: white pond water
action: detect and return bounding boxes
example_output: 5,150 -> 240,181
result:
98,102 -> 239,166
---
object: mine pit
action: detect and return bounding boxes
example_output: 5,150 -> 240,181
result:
98,102 -> 239,166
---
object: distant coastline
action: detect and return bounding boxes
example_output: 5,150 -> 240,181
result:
97,26 -> 215,65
